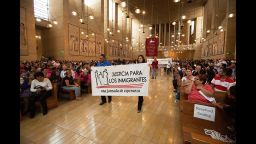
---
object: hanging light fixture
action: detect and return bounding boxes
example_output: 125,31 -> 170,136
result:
48,24 -> 52,28
89,15 -> 94,19
72,0 -> 95,24
121,1 -> 126,7
72,11 -> 77,16
53,20 -> 58,25
125,0 -> 130,19
135,8 -> 141,14
142,0 -> 146,34
173,0 -> 180,3
228,13 -> 235,18
36,18 -> 41,22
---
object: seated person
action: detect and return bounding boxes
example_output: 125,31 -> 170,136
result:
75,67 -> 86,89
62,69 -> 81,100
20,76 -> 31,115
20,76 -> 30,96
184,74 -> 215,103
49,67 -> 59,82
85,67 -> 91,87
211,68 -> 235,92
181,68 -> 195,87
29,71 -> 52,118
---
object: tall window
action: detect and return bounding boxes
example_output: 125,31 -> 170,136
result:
190,20 -> 195,35
34,0 -> 49,20
109,0 -> 116,29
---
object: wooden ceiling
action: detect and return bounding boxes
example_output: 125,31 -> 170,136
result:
116,0 -> 207,24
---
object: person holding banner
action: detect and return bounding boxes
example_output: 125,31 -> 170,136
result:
151,56 -> 158,79
96,54 -> 112,105
136,55 -> 146,113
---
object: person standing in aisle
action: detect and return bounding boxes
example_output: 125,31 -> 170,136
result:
136,55 -> 146,113
151,56 -> 158,79
96,54 -> 112,105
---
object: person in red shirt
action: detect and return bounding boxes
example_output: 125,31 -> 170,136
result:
184,74 -> 215,103
211,68 -> 235,92
151,56 -> 158,79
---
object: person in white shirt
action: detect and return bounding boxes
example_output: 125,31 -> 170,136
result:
29,71 -> 52,118
166,60 -> 172,75
60,64 -> 67,79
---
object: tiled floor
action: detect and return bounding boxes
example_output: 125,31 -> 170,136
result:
20,72 -> 183,144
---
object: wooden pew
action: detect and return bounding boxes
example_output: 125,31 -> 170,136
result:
60,89 -> 76,100
181,100 -> 232,144
58,79 -> 76,100
183,126 -> 227,144
46,82 -> 59,109
179,86 -> 187,111
214,91 -> 227,103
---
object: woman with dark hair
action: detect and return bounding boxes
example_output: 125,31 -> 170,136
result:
136,55 -> 146,113
206,65 -> 215,84
29,71 -> 52,118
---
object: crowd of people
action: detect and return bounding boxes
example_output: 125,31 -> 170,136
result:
20,59 -> 94,118
171,58 -> 236,136
20,56 -> 236,134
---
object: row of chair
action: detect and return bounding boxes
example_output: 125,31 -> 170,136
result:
179,88 -> 232,144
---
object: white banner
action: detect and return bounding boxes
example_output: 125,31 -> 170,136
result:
193,104 -> 216,122
91,63 -> 150,96
147,58 -> 172,65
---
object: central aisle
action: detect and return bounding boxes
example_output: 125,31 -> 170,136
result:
20,70 -> 183,144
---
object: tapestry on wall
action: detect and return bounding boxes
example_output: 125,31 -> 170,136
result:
201,41 -> 207,57
123,43 -> 126,57
110,42 -> 114,57
111,42 -> 114,57
212,36 -> 217,56
119,43 -> 126,57
95,35 -> 103,56
208,39 -> 213,56
69,24 -> 80,55
20,7 -> 28,56
107,43 -> 113,57
79,28 -> 89,56
117,42 -> 120,57
88,35 -> 96,56
114,41 -> 118,57
106,42 -> 112,57
129,46 -> 132,58
201,31 -> 225,57
217,32 -> 225,55
124,43 -> 128,58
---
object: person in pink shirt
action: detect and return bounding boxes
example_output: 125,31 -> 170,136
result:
184,74 -> 215,103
